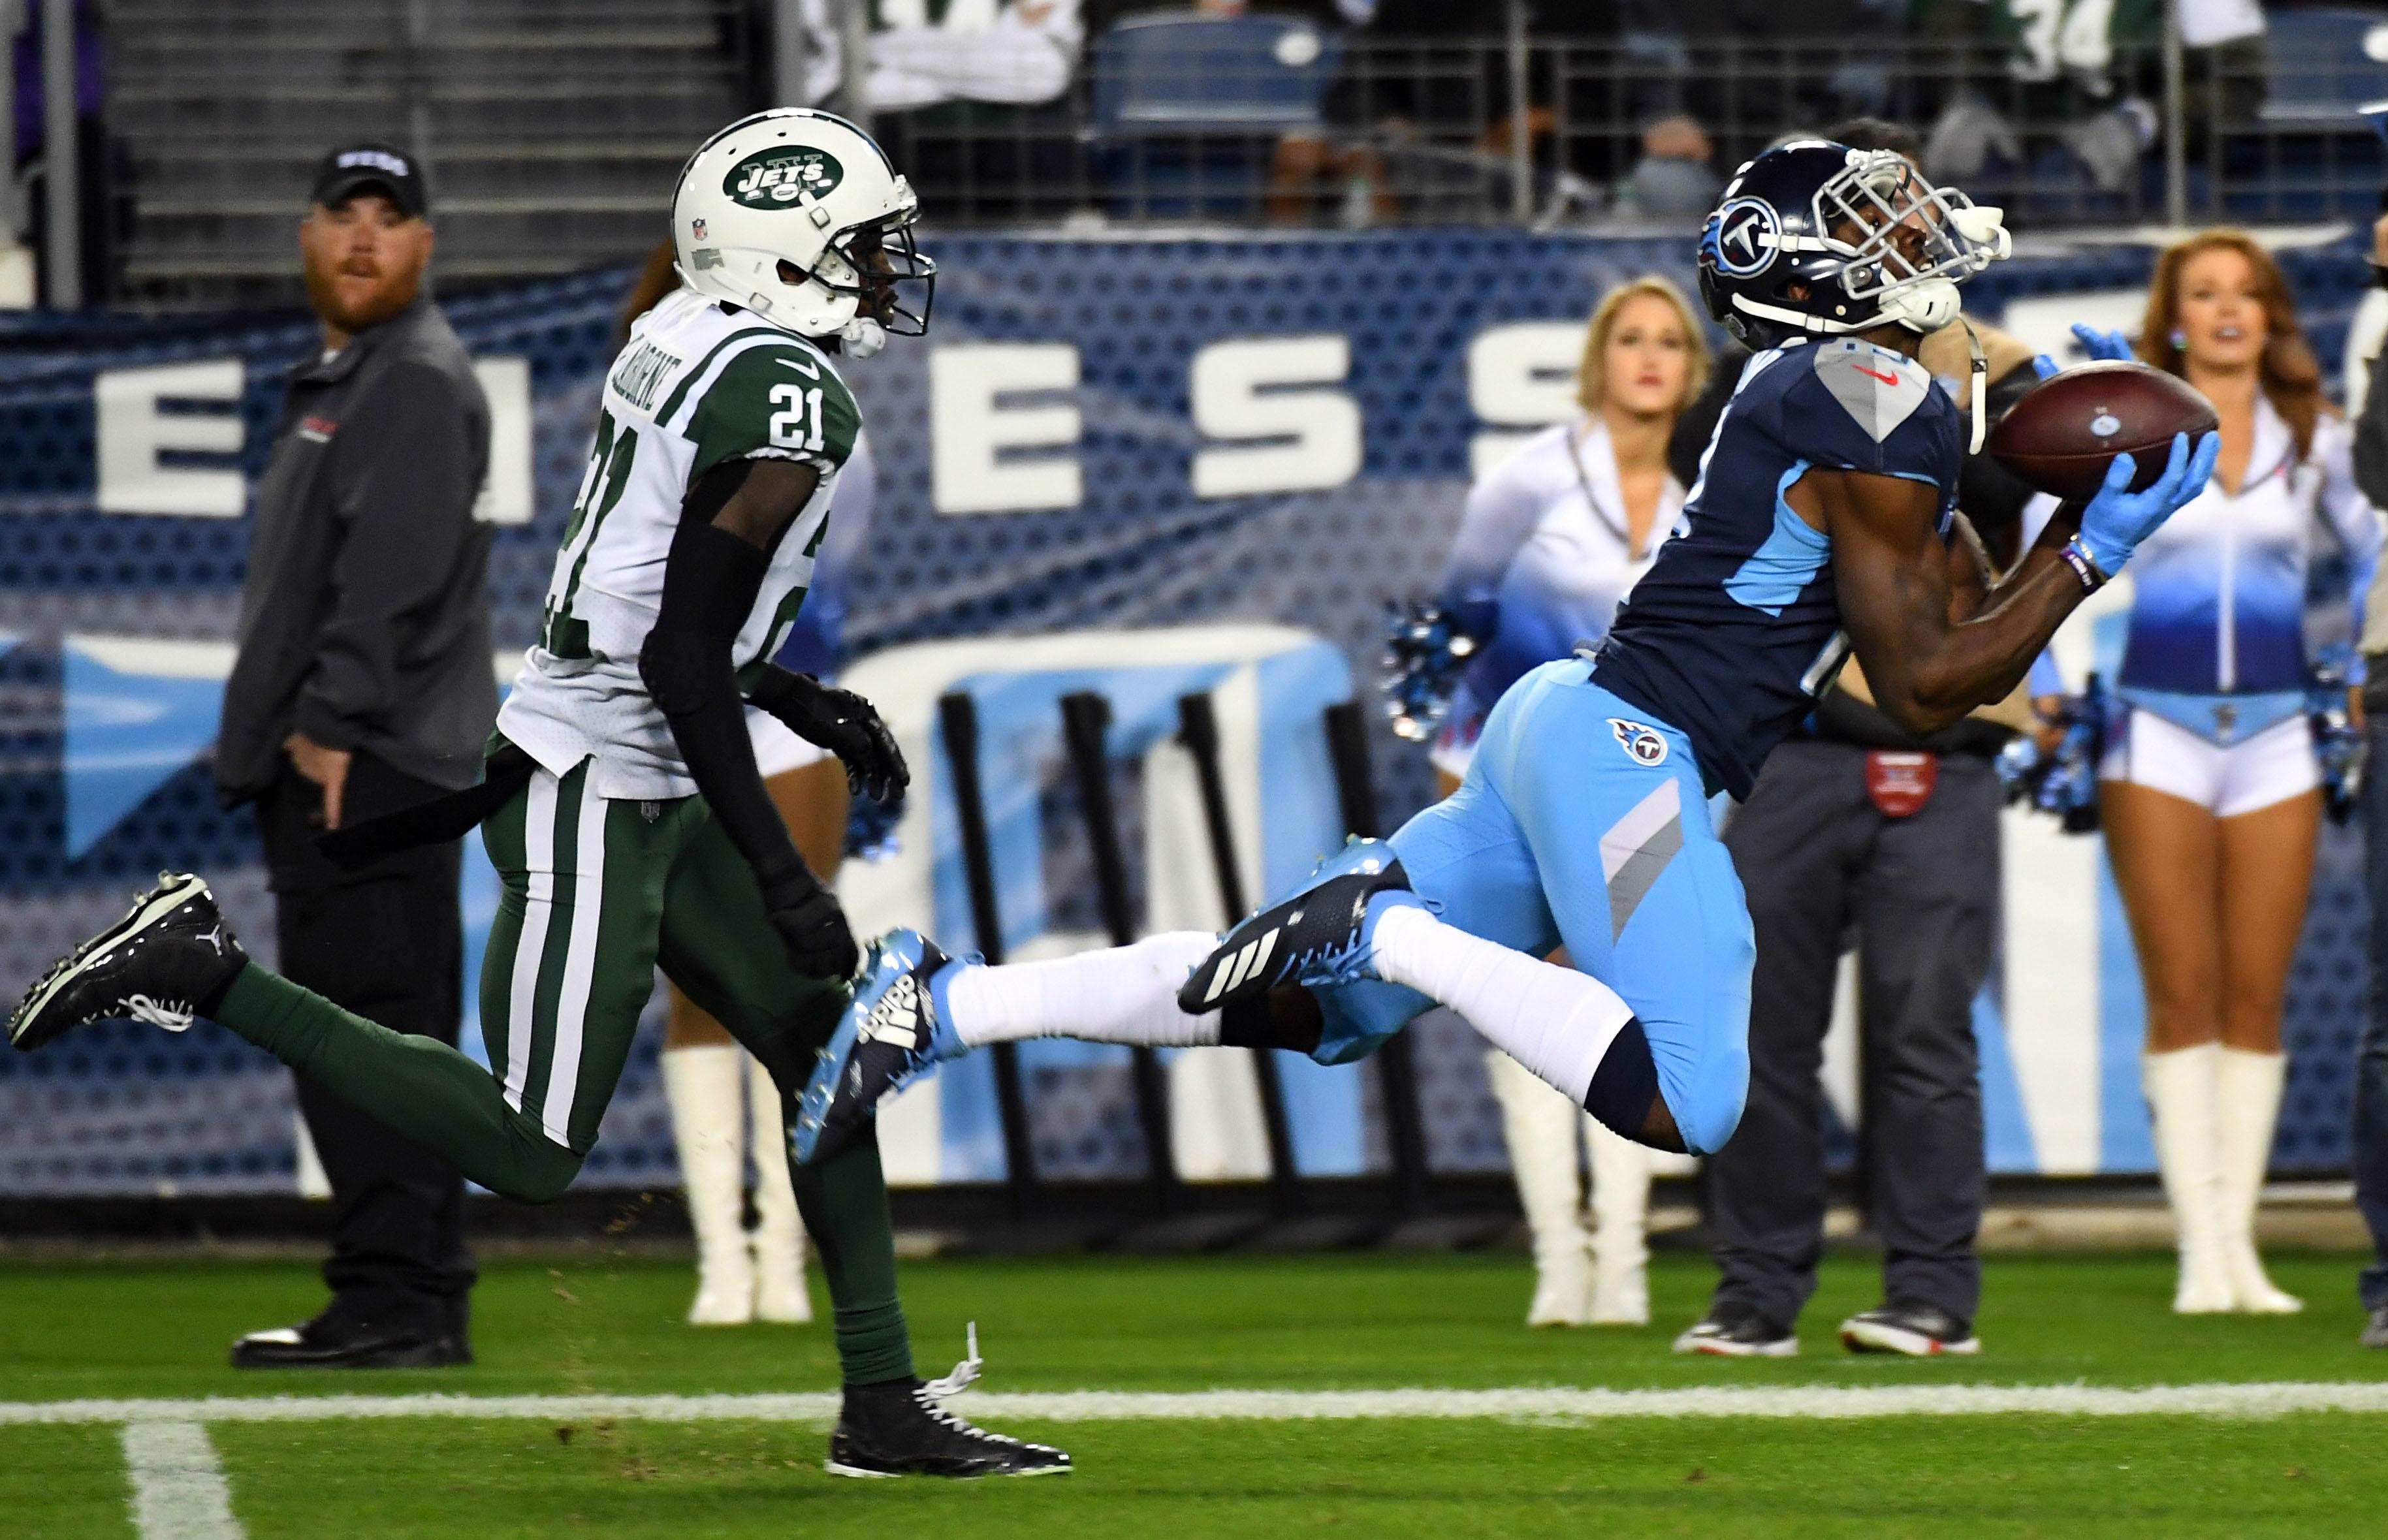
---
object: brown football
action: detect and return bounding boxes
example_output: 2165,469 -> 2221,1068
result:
1986,360 -> 2220,500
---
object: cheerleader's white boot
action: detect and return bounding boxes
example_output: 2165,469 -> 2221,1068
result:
665,1044 -> 756,1326
1585,1112 -> 1652,1326
2143,1046 -> 2234,1315
1489,1050 -> 1591,1327
2215,1047 -> 2301,1315
748,1055 -> 815,1325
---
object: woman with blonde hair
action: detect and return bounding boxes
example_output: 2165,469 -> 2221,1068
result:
1427,274 -> 1710,1326
2089,230 -> 2382,1314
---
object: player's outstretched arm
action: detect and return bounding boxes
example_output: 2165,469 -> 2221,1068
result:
1814,433 -> 2213,734
641,456 -> 857,980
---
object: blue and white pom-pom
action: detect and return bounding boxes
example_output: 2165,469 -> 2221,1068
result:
2309,659 -> 2366,825
1378,599 -> 1480,743
844,788 -> 906,863
1996,677 -> 2109,834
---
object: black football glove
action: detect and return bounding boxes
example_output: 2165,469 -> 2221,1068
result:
759,861 -> 859,981
750,667 -> 909,805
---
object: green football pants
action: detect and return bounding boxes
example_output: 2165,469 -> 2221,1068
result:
215,753 -> 914,1383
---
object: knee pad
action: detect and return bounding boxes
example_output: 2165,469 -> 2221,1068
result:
1583,1016 -> 1661,1146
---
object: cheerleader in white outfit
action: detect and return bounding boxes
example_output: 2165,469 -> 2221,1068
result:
1433,275 -> 1709,1326
2095,233 -> 2383,1315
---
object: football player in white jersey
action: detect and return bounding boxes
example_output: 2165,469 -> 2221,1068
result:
10,110 -> 1068,1480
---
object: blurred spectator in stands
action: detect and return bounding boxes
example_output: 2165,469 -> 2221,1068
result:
798,0 -> 1084,218
12,0 -> 121,305
216,144 -> 492,1370
2342,207 -> 2388,1351
1669,118 -> 2050,1360
1268,0 -> 1600,225
1913,0 -> 2265,194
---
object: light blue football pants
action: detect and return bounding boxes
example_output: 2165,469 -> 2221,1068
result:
1311,657 -> 1754,1155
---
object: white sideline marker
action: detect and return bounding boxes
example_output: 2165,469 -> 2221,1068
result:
120,1421 -> 244,1540
14,1382 -> 2388,1430
41,1384 -> 2388,1540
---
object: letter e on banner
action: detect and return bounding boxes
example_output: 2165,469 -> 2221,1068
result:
473,358 -> 535,526
930,343 -> 1083,515
95,360 -> 247,517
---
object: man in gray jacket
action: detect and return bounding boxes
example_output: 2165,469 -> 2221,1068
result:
215,144 -> 495,1368
2349,208 -> 2388,1352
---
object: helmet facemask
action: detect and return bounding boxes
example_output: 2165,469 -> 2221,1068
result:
806,204 -> 936,348
1811,152 -> 2008,334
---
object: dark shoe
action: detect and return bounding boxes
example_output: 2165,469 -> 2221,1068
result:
1839,1302 -> 1981,1357
1176,838 -> 1413,1013
792,930 -> 961,1167
10,873 -> 245,1052
827,1379 -> 1070,1479
1672,1304 -> 1798,1358
2363,1306 -> 2388,1349
231,1308 -> 473,1370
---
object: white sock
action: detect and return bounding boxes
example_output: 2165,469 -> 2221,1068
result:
947,933 -> 1224,1049
1370,904 -> 1634,1105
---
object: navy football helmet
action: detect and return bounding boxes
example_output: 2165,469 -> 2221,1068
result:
1698,140 -> 2009,349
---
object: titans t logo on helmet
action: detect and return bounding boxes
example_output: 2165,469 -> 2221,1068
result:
1708,197 -> 1780,279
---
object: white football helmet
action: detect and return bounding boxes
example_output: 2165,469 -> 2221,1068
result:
671,109 -> 935,356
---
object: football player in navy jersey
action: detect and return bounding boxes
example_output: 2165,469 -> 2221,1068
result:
788,141 -> 2220,1176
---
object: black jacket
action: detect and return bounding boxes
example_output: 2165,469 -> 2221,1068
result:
217,296 -> 497,806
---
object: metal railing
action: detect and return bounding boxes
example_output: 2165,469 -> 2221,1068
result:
33,4 -> 2388,307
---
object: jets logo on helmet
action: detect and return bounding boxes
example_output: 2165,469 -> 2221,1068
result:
1706,197 -> 1779,279
725,145 -> 845,207
671,108 -> 936,359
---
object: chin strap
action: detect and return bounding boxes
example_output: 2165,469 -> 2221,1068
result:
840,315 -> 888,359
1960,316 -> 1988,454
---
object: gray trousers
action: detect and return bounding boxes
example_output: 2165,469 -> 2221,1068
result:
1708,739 -> 1996,1328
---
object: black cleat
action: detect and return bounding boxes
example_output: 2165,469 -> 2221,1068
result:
9,873 -> 246,1052
1672,1304 -> 1799,1358
1839,1302 -> 1981,1357
826,1379 -> 1071,1479
1176,838 -> 1413,1014
231,1302 -> 473,1370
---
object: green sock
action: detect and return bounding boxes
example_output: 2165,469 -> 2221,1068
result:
787,1113 -> 914,1386
215,965 -> 582,1202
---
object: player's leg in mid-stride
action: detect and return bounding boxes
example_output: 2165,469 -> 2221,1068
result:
797,653 -> 1751,1168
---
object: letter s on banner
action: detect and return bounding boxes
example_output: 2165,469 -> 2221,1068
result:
930,343 -> 1083,515
95,360 -> 247,518
1467,321 -> 1584,479
1190,334 -> 1362,499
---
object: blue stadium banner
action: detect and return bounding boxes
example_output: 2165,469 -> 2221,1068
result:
0,231 -> 2373,1195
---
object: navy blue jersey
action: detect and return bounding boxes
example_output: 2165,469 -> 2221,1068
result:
1593,338 -> 1963,798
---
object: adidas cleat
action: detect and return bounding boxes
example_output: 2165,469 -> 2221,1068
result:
1838,1303 -> 1980,1357
792,929 -> 960,1167
9,873 -> 246,1052
1176,837 -> 1414,1014
826,1377 -> 1070,1479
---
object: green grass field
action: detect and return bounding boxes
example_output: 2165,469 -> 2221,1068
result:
7,1248 -> 2387,1538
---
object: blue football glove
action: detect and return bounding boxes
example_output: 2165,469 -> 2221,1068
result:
2074,430 -> 2221,579
2071,322 -> 2136,362
2031,324 -> 2137,380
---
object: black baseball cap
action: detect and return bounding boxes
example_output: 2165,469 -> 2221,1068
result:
310,143 -> 429,218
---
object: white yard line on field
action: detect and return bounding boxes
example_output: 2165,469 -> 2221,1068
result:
119,1421 -> 244,1540
10,1381 -> 2388,1430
